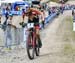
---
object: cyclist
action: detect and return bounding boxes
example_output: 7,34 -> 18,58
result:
29,8 -> 42,48
21,8 -> 42,48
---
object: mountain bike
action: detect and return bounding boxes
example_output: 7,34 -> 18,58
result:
25,23 -> 40,60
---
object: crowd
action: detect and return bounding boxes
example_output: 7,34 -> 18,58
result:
0,2 -> 47,49
0,1 -> 72,49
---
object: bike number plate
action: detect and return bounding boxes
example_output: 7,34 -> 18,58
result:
27,23 -> 34,28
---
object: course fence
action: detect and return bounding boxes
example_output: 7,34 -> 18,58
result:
0,12 -> 58,48
0,26 -> 26,48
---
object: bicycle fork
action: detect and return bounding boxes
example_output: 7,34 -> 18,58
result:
32,32 -> 36,48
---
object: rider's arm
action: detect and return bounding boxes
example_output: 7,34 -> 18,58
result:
8,23 -> 16,29
8,19 -> 16,28
11,24 -> 16,28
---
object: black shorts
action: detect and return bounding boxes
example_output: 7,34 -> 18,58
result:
28,17 -> 40,29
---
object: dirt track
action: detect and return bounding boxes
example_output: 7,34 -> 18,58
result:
0,10 -> 75,63
0,0 -> 75,62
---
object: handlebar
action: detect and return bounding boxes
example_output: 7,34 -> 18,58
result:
19,22 -> 40,28
19,22 -> 27,27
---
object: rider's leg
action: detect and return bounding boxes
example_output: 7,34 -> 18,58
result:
36,28 -> 42,48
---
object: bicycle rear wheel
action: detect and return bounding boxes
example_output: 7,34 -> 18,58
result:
35,39 -> 40,56
26,33 -> 35,60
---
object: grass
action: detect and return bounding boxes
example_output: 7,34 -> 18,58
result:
62,16 -> 75,55
63,43 -> 75,55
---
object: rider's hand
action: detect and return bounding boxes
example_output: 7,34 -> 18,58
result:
19,22 -> 26,28
19,22 -> 25,27
19,22 -> 24,25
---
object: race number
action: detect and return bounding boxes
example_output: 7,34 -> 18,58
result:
27,23 -> 34,28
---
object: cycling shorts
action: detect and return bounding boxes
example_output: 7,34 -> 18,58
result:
28,17 -> 40,29
34,23 -> 40,29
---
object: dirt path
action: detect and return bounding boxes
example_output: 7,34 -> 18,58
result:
0,10 -> 75,63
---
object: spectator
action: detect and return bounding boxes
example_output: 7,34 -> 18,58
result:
41,9 -> 45,28
8,3 -> 12,10
2,7 -> 9,31
73,11 -> 75,22
48,8 -> 51,15
72,9 -> 74,16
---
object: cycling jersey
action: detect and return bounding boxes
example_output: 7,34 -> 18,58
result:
28,16 -> 39,29
28,16 -> 39,24
26,8 -> 41,29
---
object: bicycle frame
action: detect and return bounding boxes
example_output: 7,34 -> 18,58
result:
25,23 -> 40,60
27,28 -> 36,48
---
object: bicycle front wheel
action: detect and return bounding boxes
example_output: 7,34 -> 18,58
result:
26,33 -> 35,60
